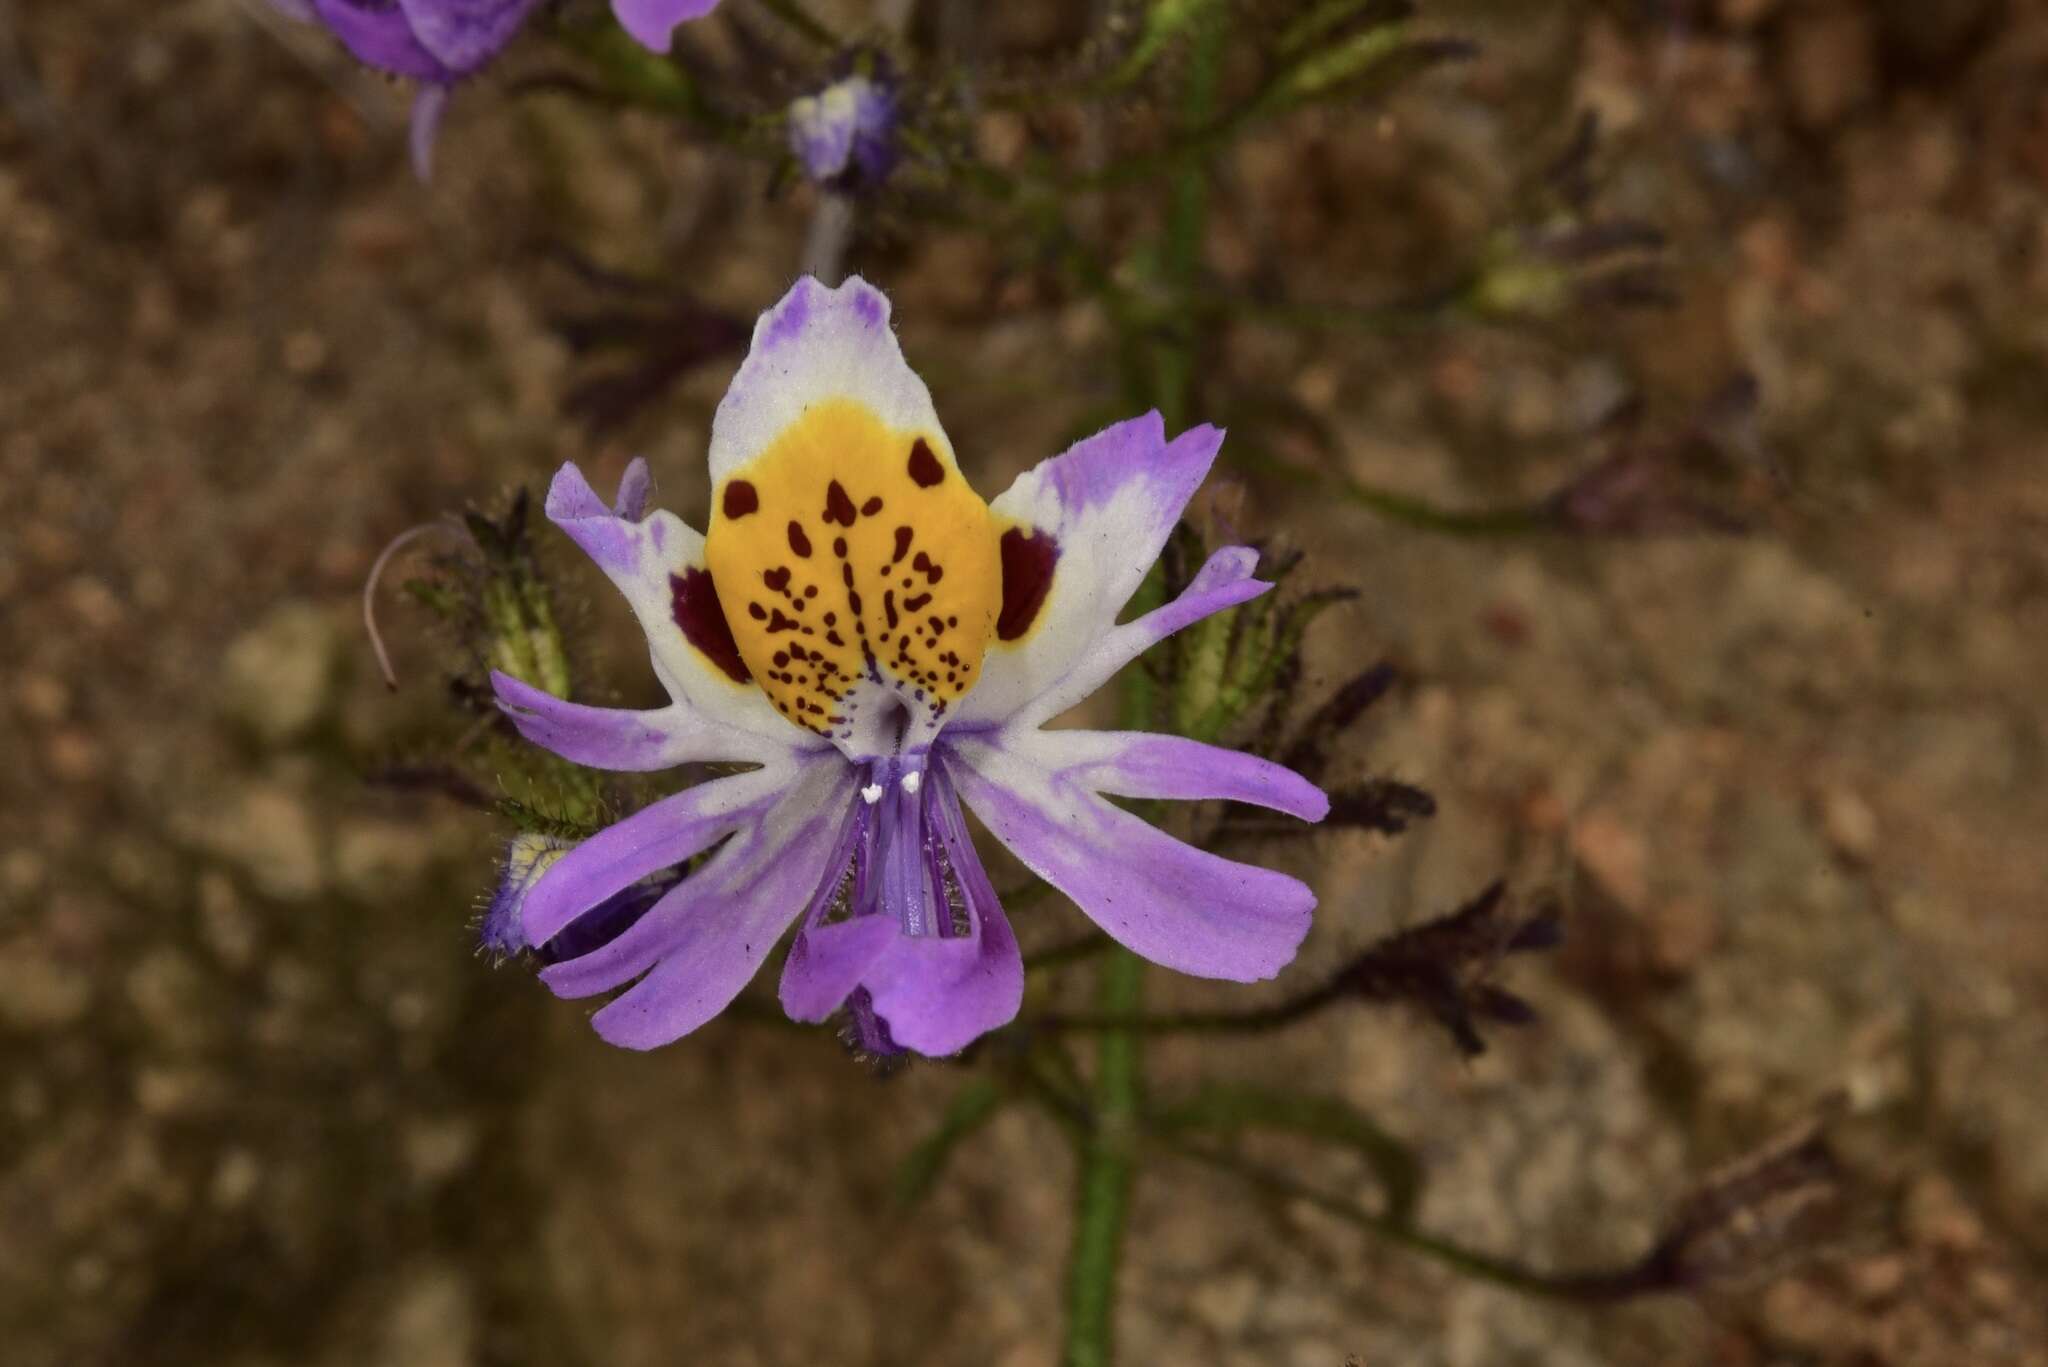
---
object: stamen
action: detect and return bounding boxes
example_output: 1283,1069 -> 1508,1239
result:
861,783 -> 884,804
900,770 -> 922,794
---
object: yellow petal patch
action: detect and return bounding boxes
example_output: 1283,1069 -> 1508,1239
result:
705,398 -> 1000,738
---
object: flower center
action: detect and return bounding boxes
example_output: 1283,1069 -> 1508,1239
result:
705,398 -> 1000,751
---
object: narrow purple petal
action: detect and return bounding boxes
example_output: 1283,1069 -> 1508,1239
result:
588,763 -> 852,1049
519,767 -> 786,947
611,0 -> 723,53
1022,730 -> 1329,822
949,737 -> 1314,982
490,670 -> 772,770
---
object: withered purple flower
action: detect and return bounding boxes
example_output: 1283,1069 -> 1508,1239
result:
276,0 -> 724,177
788,71 -> 898,191
491,275 -> 1329,1056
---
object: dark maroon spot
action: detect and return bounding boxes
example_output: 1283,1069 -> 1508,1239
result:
722,481 -> 759,520
883,591 -> 899,629
827,631 -> 845,646
789,644 -> 809,660
823,612 -> 837,625
908,439 -> 944,488
928,616 -> 944,635
997,527 -> 1059,641
912,552 -> 931,573
787,522 -> 812,557
763,567 -> 792,593
748,602 -> 767,621
803,585 -> 818,599
833,536 -> 848,559
767,608 -> 799,634
927,564 -> 943,584
669,569 -> 752,683
824,480 -> 858,526
848,590 -> 864,615
891,527 -> 913,563
773,651 -> 790,668
840,563 -> 854,588
904,592 -> 932,612
861,496 -> 883,517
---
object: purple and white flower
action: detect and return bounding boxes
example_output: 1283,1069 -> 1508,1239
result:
276,0 -> 723,177
493,275 -> 1328,1056
788,72 -> 898,190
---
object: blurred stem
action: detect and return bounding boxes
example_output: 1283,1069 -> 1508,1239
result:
754,0 -> 837,49
1061,562 -> 1175,1367
1149,3 -> 1227,430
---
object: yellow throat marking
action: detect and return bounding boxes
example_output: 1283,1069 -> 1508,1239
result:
704,399 -> 1000,737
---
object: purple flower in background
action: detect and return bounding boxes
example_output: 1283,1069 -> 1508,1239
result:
275,0 -> 724,177
788,73 -> 898,190
492,276 -> 1327,1056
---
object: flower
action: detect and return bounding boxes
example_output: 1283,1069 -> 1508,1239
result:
788,72 -> 898,191
276,0 -> 723,178
492,275 -> 1329,1056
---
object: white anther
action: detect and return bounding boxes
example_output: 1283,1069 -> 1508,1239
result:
861,783 -> 884,805
900,770 -> 923,795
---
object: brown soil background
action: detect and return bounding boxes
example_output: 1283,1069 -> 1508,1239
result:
3,1 -> 2046,1363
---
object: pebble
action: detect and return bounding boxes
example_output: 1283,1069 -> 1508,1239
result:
0,940 -> 93,1032
221,602 -> 341,745
188,782 -> 325,901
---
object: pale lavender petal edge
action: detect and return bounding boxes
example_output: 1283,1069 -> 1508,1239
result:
949,739 -> 1313,983
1030,730 -> 1329,822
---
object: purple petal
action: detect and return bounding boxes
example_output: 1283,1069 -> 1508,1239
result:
949,737 -> 1314,982
398,0 -> 544,73
542,462 -> 805,749
491,670 -> 771,770
612,456 -> 654,521
1019,730 -> 1329,822
309,0 -> 451,79
780,916 -> 897,1021
611,0 -> 723,53
963,416 -> 1229,726
860,765 -> 1022,1053
519,767 -> 788,948
587,762 -> 854,1049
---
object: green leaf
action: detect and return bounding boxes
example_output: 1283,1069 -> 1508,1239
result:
893,1078 -> 1006,1210
1149,1083 -> 1422,1226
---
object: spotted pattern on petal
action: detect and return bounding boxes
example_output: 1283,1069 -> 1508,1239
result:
704,398 -> 1000,738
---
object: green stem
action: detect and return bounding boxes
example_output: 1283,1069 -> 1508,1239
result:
1062,946 -> 1145,1367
